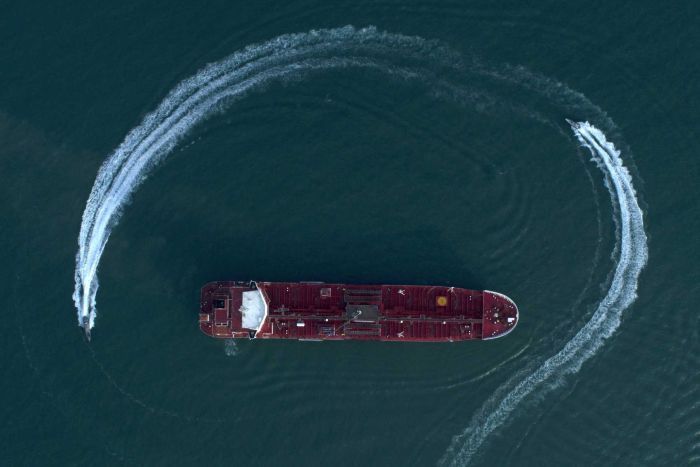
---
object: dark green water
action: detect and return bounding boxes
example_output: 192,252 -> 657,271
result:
2,2 -> 699,466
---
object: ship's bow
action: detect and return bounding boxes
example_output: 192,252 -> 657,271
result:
481,290 -> 518,339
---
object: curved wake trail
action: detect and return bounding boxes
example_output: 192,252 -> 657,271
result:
439,121 -> 648,466
73,24 -> 648,466
72,26 -> 447,330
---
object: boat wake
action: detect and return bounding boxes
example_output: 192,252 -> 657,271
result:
439,121 -> 648,465
72,26 -> 450,331
72,25 -> 648,465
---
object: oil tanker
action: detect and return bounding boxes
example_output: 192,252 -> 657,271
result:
199,281 -> 518,341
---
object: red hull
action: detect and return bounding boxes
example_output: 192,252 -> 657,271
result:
199,281 -> 518,341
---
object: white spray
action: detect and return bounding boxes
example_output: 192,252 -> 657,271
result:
439,121 -> 647,465
72,26 -> 648,465
72,26 -> 440,330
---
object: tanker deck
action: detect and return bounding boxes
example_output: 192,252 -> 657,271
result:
199,281 -> 518,342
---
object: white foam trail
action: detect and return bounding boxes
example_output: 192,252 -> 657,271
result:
440,121 -> 648,465
72,26 -> 444,330
73,26 -> 648,465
